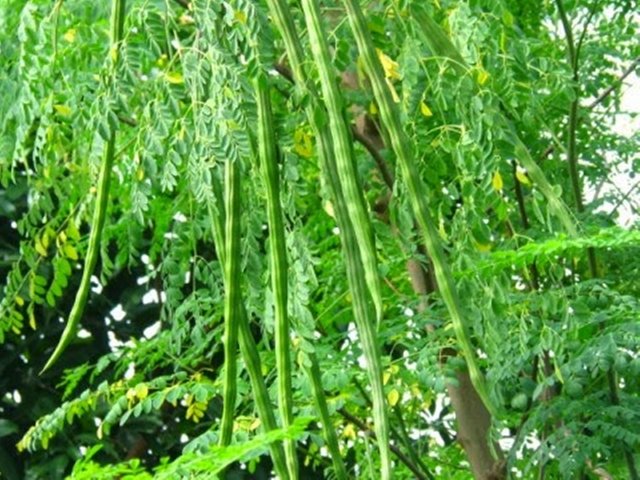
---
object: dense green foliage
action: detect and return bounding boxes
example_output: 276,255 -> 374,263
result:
1,0 -> 639,478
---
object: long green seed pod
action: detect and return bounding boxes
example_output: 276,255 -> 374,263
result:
208,186 -> 290,480
237,315 -> 290,479
303,353 -> 348,480
341,0 -> 497,417
219,157 -> 242,447
41,0 -> 126,374
254,74 -> 299,479
263,0 -> 391,476
410,5 -> 577,236
300,0 -> 383,325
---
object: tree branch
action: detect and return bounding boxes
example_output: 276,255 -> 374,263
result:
588,56 -> 640,109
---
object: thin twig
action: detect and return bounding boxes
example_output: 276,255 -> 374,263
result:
575,1 -> 600,62
588,56 -> 640,109
338,408 -> 434,480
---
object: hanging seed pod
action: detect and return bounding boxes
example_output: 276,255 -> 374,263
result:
41,0 -> 127,374
341,0 -> 497,417
254,73 -> 299,479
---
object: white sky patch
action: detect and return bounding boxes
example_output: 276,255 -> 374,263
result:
173,212 -> 187,223
77,328 -> 92,339
403,350 -> 417,371
546,10 -> 640,226
142,289 -> 160,304
124,362 -> 136,380
143,321 -> 162,339
90,275 -> 103,294
347,322 -> 358,342
170,38 -> 182,52
107,331 -> 134,351
110,304 -> 126,322
357,354 -> 367,369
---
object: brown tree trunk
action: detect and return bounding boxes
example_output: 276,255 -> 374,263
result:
407,256 -> 504,480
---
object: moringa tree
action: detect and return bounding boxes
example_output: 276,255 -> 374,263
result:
0,0 -> 639,478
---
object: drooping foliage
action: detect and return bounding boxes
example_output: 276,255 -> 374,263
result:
1,0 -> 639,479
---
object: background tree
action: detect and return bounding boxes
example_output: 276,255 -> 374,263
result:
1,0 -> 639,479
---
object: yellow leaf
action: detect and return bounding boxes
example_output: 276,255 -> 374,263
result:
387,388 -> 400,407
385,77 -> 400,103
15,295 -> 25,307
66,219 -> 80,242
63,28 -> 76,43
293,128 -> 313,158
475,242 -> 492,253
323,201 -> 335,219
136,167 -> 145,181
369,101 -> 378,115
156,54 -> 168,68
383,371 -> 391,385
249,418 -> 261,431
179,14 -> 195,25
135,383 -> 149,400
53,104 -> 72,117
29,305 -> 36,330
126,388 -> 137,402
420,101 -> 433,117
35,238 -> 48,257
376,49 -> 401,80
492,171 -> 504,192
165,72 -> 184,84
343,423 -> 356,440
515,169 -> 531,186
63,243 -> 78,260
234,415 -> 255,431
410,384 -> 422,398
476,68 -> 490,86
438,216 -> 448,241
234,10 -> 247,24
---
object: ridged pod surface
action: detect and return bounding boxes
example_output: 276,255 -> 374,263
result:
219,152 -> 242,447
254,73 -> 299,479
300,0 -> 383,325
41,0 -> 127,374
341,0 -> 497,416
263,0 -> 392,476
207,183 -> 290,479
